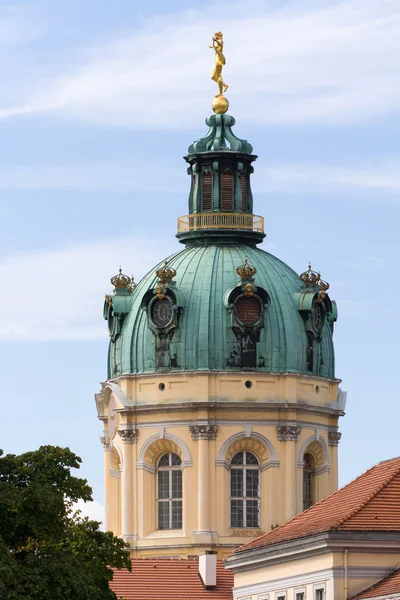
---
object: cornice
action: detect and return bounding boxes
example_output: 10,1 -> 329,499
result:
226,531 -> 400,573
116,401 -> 344,418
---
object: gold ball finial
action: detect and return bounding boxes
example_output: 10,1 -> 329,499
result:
212,95 -> 229,114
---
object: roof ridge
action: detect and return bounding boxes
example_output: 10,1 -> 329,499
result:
351,566 -> 400,600
332,462 -> 400,530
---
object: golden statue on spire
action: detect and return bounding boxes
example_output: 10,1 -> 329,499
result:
210,31 -> 229,115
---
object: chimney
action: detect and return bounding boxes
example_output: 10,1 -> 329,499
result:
199,551 -> 217,589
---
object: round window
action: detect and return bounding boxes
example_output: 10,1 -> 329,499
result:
151,297 -> 173,328
235,296 -> 261,326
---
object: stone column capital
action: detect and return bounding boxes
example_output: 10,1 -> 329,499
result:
277,425 -> 301,441
189,424 -> 218,440
118,428 -> 138,444
328,431 -> 342,446
100,436 -> 111,450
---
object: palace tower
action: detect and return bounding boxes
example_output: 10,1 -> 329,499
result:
96,56 -> 346,558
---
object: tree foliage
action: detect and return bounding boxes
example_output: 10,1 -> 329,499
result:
0,445 -> 131,599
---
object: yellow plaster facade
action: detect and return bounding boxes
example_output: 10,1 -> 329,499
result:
96,371 -> 344,558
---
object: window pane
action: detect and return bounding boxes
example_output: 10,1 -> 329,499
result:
231,499 -> 244,528
171,500 -> 182,529
296,593 -> 304,600
245,451 -> 259,465
246,499 -> 259,527
158,471 -> 169,499
303,471 -> 312,510
158,501 -> 169,530
171,453 -> 182,466
231,452 -> 244,465
245,468 -> 259,497
171,470 -> 182,499
158,453 -> 170,467
230,469 -> 243,498
315,590 -> 324,600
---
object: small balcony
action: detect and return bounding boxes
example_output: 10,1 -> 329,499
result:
177,212 -> 265,234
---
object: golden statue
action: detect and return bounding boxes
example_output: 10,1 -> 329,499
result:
209,32 -> 229,114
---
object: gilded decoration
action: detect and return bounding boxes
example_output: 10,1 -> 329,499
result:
236,258 -> 257,297
299,263 -> 330,303
154,261 -> 177,300
110,267 -> 135,293
277,426 -> 301,441
189,424 -> 218,440
236,258 -> 257,281
210,31 -> 229,114
328,431 -> 342,446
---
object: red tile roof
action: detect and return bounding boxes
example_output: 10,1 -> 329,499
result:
351,567 -> 400,599
236,457 -> 400,554
110,558 -> 233,600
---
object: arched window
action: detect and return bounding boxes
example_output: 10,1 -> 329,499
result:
157,452 -> 182,530
303,453 -> 315,510
230,451 -> 260,528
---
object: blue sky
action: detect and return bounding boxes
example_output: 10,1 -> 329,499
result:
1,0 -> 400,521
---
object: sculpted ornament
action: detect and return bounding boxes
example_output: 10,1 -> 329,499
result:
189,424 -> 218,440
118,428 -> 138,444
277,426 -> 301,441
328,431 -> 342,446
100,436 -> 111,450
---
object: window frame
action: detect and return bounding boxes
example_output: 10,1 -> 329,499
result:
156,452 -> 183,530
313,583 -> 326,600
275,591 -> 287,600
303,452 -> 315,510
230,450 -> 260,529
295,587 -> 307,600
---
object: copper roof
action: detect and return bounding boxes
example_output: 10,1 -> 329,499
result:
110,558 -> 233,600
351,567 -> 400,599
236,457 -> 400,554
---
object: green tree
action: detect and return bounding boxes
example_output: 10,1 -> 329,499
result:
0,445 -> 131,599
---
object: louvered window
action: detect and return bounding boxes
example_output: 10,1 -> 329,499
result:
240,175 -> 247,212
235,296 -> 261,326
202,172 -> 212,211
221,171 -> 233,211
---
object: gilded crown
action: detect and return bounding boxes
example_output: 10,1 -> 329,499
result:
156,261 -> 177,284
300,263 -> 330,300
110,267 -> 135,292
236,258 -> 257,282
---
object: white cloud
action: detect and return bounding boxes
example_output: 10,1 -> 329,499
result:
74,499 -> 104,528
1,159 -> 400,197
0,235 -> 179,341
1,0 -> 400,127
257,160 -> 400,195
0,163 -> 182,192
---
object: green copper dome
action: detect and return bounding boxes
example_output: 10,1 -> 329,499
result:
104,114 -> 337,379
105,244 -> 337,378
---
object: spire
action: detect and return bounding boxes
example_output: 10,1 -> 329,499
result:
176,33 -> 265,247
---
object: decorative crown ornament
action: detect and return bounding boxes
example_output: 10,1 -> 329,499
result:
110,267 -> 135,292
299,263 -> 330,303
156,261 -> 177,284
236,258 -> 257,282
